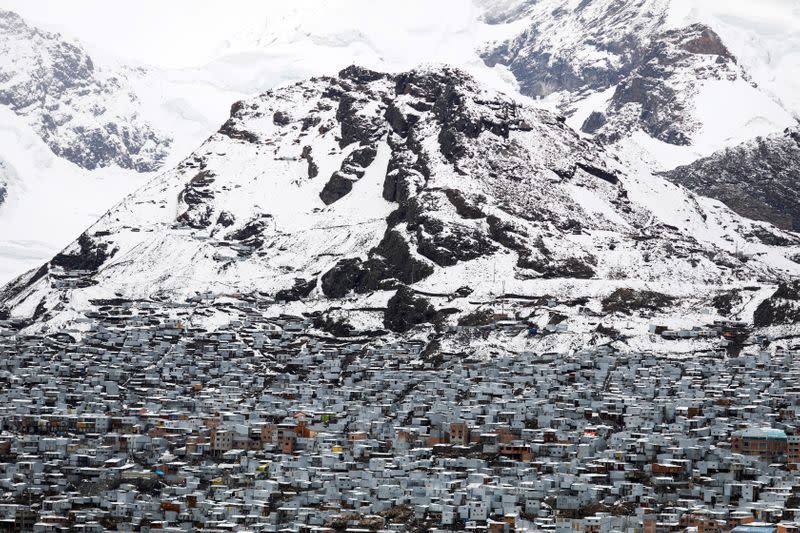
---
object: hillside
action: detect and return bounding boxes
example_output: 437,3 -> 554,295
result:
1,66 -> 798,351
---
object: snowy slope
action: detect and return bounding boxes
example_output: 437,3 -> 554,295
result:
2,67 -> 798,335
667,0 -> 800,120
0,10 -> 251,285
0,107 -> 144,285
663,127 -> 800,231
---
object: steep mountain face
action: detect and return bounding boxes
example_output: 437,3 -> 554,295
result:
0,10 -> 170,171
584,23 -> 739,146
480,0 -> 792,151
663,128 -> 800,231
479,0 -> 799,260
2,66 -> 798,335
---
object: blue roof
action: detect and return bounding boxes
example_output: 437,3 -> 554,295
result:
735,428 -> 787,439
732,526 -> 777,533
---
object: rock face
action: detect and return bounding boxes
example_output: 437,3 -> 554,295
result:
602,288 -> 674,315
589,24 -> 739,145
49,233 -> 117,273
1,65 -> 798,328
275,278 -> 318,302
384,286 -> 436,333
0,10 -> 170,171
0,159 -> 9,209
663,128 -> 800,231
320,145 -> 378,205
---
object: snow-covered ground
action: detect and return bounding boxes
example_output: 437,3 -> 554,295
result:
667,0 -> 800,118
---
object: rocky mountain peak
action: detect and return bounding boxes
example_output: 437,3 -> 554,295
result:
586,23 -> 741,145
481,0 -> 671,99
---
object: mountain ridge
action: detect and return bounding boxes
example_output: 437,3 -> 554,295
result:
663,127 -> 800,231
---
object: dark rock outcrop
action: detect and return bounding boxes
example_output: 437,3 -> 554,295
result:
576,163 -> 619,185
319,173 -> 357,205
51,233 -> 115,272
320,228 -> 435,299
177,171 -> 216,229
311,312 -> 355,337
383,135 -> 428,203
753,282 -> 800,327
319,145 -> 378,205
581,111 -> 607,134
602,288 -> 674,315
444,189 -> 486,219
320,257 -> 387,299
275,278 -> 318,302
712,290 -> 742,316
219,119 -> 260,144
384,286 -> 436,332
229,218 -> 269,242
216,211 -> 236,227
335,94 -> 384,149
273,111 -> 292,126
301,146 -> 319,179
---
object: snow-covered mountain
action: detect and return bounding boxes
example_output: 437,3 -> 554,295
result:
0,9 -> 170,171
479,0 -> 800,259
480,0 -> 796,162
0,3 -> 522,287
0,1 -> 798,345
2,66 -> 798,342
